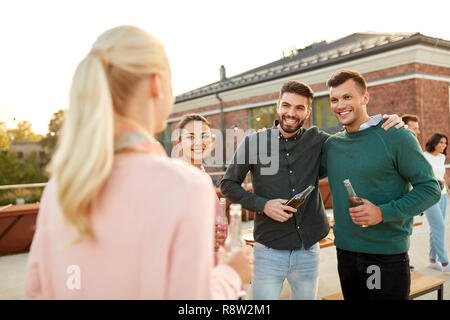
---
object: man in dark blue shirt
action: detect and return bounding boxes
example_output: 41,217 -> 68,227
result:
221,81 -> 329,299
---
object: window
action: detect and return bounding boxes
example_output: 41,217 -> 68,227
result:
248,105 -> 276,131
311,96 -> 341,133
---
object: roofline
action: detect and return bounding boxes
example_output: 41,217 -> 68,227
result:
175,33 -> 450,104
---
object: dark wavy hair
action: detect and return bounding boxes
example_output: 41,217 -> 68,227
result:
425,133 -> 448,155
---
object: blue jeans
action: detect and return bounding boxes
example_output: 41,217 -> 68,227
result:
251,242 -> 320,300
425,193 -> 448,264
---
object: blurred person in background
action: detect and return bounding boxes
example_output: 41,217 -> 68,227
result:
401,114 -> 422,270
174,113 -> 227,252
423,133 -> 449,272
401,114 -> 420,137
25,25 -> 252,299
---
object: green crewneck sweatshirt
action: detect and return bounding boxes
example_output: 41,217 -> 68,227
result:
321,122 -> 441,254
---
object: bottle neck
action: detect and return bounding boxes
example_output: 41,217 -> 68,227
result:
221,202 -> 227,218
344,184 -> 357,198
229,213 -> 241,238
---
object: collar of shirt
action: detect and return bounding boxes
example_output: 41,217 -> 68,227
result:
358,114 -> 382,131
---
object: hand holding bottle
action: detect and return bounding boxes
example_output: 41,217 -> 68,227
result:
263,199 -> 296,222
214,233 -> 227,251
220,203 -> 254,291
348,198 -> 383,226
220,246 -> 254,285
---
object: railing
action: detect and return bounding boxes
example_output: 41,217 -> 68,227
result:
0,182 -> 47,191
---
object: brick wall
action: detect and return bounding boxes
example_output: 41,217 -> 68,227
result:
172,63 -> 450,178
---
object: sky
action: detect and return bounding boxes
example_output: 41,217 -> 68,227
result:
0,0 -> 448,134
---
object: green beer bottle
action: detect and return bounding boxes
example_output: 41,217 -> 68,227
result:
343,179 -> 367,228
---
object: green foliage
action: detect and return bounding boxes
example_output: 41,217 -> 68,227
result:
0,151 -> 20,185
40,109 -> 65,164
0,114 -> 60,205
8,120 -> 41,142
0,122 -> 11,149
0,150 -> 48,205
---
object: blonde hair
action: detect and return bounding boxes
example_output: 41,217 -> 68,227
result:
49,25 -> 169,241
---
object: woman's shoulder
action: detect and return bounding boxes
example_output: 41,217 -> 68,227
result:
437,153 -> 446,161
423,151 -> 445,161
114,153 -> 212,189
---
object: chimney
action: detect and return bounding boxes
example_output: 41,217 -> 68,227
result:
220,65 -> 226,81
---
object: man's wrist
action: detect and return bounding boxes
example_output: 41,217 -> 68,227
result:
256,198 -> 269,214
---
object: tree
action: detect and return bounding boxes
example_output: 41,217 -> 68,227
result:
0,120 -> 49,204
0,151 -> 20,185
0,150 -> 48,205
20,152 -> 48,183
40,109 -> 65,159
0,122 -> 11,150
8,121 -> 41,142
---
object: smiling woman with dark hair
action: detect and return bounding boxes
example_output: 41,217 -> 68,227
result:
426,133 -> 448,155
174,113 -> 229,253
423,132 -> 449,272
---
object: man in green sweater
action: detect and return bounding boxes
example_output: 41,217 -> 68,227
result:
321,70 -> 441,300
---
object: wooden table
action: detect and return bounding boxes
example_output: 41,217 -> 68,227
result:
322,271 -> 445,300
242,221 -> 423,249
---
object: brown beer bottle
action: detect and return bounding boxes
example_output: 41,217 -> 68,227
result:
284,185 -> 315,209
343,179 -> 367,227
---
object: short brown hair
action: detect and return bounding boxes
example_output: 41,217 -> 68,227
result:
326,70 -> 367,93
401,114 -> 419,124
279,80 -> 314,103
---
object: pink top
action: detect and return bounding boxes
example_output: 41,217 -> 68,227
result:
25,153 -> 241,299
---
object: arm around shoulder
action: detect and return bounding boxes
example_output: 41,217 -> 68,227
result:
379,130 -> 442,222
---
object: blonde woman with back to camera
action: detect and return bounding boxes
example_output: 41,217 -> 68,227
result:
25,25 -> 253,299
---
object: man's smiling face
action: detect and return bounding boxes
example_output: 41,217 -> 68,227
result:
329,78 -> 370,132
276,92 -> 312,138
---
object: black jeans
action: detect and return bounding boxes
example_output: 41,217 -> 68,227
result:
336,248 -> 411,300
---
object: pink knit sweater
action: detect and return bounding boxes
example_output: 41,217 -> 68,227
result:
25,153 -> 241,299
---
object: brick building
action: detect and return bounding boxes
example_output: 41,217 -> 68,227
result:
8,140 -> 47,168
163,32 -> 450,182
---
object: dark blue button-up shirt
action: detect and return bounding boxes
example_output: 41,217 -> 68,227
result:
221,122 -> 330,250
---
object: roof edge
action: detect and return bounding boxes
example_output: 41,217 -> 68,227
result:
175,33 -> 450,104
